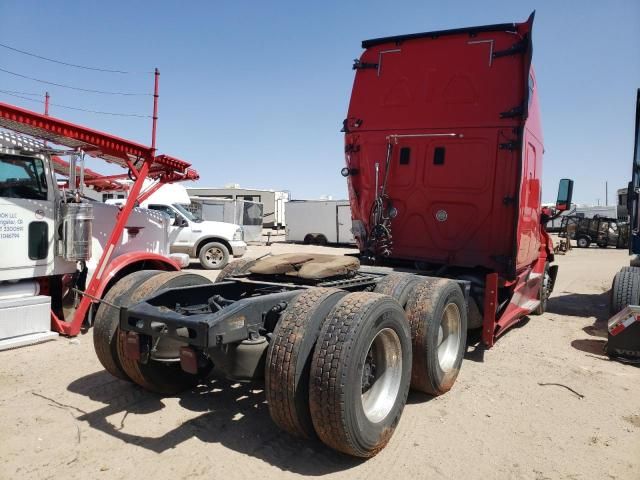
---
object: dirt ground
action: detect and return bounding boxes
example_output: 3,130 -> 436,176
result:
1,243 -> 639,480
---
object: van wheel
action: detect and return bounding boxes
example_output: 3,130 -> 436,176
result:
576,236 -> 590,248
93,270 -> 161,381
406,279 -> 467,396
374,273 -> 421,308
266,288 -> 347,439
116,272 -> 214,395
309,292 -> 412,457
199,242 -> 230,269
215,258 -> 257,283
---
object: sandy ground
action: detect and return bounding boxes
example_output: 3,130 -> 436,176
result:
1,243 -> 639,480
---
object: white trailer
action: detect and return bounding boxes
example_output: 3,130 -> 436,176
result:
187,186 -> 288,229
286,200 -> 355,245
189,196 -> 264,243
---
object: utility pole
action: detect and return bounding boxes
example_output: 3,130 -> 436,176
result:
605,181 -> 608,206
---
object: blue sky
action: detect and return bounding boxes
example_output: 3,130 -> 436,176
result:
1,1 -> 638,204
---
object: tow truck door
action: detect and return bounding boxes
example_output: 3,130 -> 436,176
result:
0,153 -> 56,280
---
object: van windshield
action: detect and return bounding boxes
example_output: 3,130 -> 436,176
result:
173,203 -> 201,223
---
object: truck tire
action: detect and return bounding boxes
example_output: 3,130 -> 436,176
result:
215,258 -> 257,283
533,263 -> 551,315
621,266 -> 640,274
405,279 -> 467,396
374,273 -> 422,308
610,270 -> 640,315
266,288 -> 347,439
198,241 -> 230,270
93,270 -> 160,381
576,236 -> 591,248
116,272 -> 214,395
309,292 -> 412,457
303,234 -> 316,245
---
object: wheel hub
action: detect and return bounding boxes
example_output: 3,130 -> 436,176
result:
205,248 -> 223,264
437,302 -> 462,372
360,327 -> 403,423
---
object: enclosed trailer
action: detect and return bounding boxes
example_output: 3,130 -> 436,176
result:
187,187 -> 288,229
286,200 -> 355,245
189,196 -> 264,242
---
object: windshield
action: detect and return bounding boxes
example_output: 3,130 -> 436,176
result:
0,154 -> 48,200
173,203 -> 201,222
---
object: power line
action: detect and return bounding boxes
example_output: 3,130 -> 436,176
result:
0,89 -> 41,96
0,42 -> 151,74
0,67 -> 151,96
0,90 -> 151,118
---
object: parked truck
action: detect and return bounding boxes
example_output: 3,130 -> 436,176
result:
91,13 -> 572,457
141,183 -> 247,270
607,89 -> 640,363
286,199 -> 355,245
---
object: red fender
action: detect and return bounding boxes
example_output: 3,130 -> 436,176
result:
92,251 -> 180,300
50,252 -> 179,336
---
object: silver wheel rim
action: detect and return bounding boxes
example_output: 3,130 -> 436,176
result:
541,271 -> 551,305
578,238 -> 588,247
437,303 -> 461,372
361,327 -> 403,423
204,247 -> 224,266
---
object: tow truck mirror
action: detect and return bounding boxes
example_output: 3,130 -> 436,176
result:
556,178 -> 574,212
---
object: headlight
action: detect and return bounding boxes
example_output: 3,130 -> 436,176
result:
233,227 -> 244,241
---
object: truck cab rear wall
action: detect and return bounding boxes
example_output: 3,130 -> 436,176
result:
345,13 -> 541,277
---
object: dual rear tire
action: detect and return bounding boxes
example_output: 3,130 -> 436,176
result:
266,275 -> 467,457
93,271 -> 214,394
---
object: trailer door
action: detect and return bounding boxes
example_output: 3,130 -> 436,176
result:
337,204 -> 354,244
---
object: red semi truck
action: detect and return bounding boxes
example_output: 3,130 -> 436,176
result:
343,11 -> 571,347
88,13 -> 572,457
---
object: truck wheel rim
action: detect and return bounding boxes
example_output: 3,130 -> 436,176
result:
437,303 -> 461,372
361,327 -> 403,423
205,247 -> 224,265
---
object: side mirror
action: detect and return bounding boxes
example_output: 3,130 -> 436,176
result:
556,178 -> 574,212
173,216 -> 188,227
